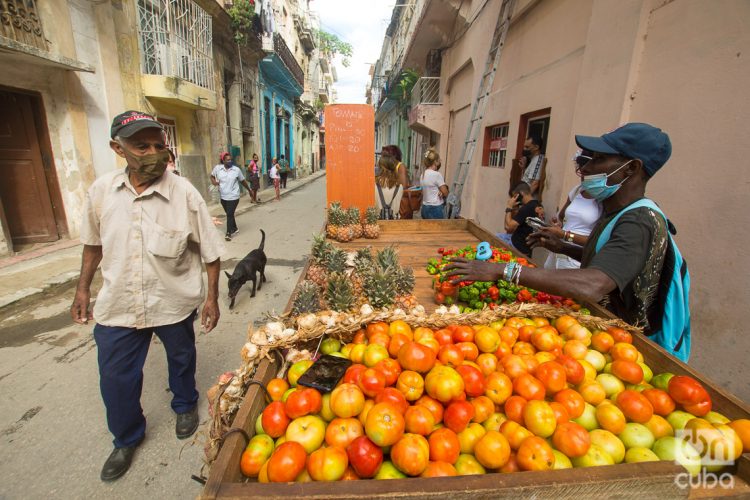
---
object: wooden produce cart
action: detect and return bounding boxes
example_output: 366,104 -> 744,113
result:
201,219 -> 750,499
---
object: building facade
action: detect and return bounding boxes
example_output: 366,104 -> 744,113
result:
369,0 -> 750,378
0,0 -> 333,255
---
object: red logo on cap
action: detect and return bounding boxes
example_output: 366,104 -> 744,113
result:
120,114 -> 154,125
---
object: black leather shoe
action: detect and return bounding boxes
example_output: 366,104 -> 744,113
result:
176,406 -> 199,439
100,441 -> 141,482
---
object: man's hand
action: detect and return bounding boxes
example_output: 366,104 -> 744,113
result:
201,297 -> 220,333
518,156 -> 528,169
71,289 -> 93,324
527,227 -> 566,253
506,195 -> 520,209
444,258 -> 504,284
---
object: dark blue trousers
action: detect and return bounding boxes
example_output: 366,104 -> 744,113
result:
93,311 -> 199,448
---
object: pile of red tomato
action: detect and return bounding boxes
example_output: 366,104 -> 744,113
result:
240,316 -> 750,483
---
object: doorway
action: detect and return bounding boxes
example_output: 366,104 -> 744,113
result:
0,88 -> 66,250
510,107 -> 551,199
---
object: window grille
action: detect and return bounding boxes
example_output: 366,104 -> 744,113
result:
157,116 -> 179,161
487,124 -> 509,168
137,0 -> 214,91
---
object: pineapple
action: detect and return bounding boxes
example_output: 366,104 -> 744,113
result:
291,281 -> 321,315
307,233 -> 332,287
348,207 -> 363,239
326,201 -> 342,239
351,247 -> 374,298
393,266 -> 418,310
325,272 -> 356,312
364,264 -> 397,309
363,207 -> 380,239
376,246 -> 399,271
336,215 -> 354,242
326,247 -> 349,275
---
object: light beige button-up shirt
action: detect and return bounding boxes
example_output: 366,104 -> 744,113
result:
80,169 -> 225,328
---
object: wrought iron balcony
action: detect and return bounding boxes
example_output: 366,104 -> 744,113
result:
260,32 -> 304,90
0,0 -> 47,51
410,77 -> 441,105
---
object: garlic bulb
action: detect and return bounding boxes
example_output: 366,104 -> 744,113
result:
435,305 -> 448,315
280,328 -> 296,339
218,371 -> 235,385
265,321 -> 285,338
448,305 -> 461,315
360,304 -> 374,316
410,305 -> 426,316
240,342 -> 259,362
297,313 -> 317,330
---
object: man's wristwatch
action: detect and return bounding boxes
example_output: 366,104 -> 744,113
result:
565,231 -> 575,242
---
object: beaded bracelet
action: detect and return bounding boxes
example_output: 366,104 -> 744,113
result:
513,264 -> 523,286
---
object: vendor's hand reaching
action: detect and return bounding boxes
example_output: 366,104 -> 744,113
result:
527,226 -> 566,253
444,258 -> 504,285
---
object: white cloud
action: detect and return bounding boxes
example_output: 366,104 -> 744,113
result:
312,0 -> 393,103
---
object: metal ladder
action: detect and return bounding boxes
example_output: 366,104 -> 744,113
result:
446,0 -> 516,219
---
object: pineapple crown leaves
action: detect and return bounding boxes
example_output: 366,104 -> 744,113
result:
363,264 -> 397,309
347,206 -> 361,224
291,280 -> 321,315
325,272 -> 356,312
326,247 -> 349,274
311,233 -> 333,263
376,245 -> 399,270
365,206 -> 379,224
394,265 -> 416,295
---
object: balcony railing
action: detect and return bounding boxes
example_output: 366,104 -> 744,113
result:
411,77 -> 441,105
136,0 -> 215,91
274,33 -> 304,87
0,0 -> 47,51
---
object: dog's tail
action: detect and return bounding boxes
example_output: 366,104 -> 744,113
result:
258,229 -> 265,251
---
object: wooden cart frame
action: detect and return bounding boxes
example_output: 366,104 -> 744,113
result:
201,220 -> 750,499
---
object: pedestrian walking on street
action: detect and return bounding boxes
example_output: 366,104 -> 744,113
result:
270,156 -> 281,201
279,154 -> 290,188
247,153 -> 261,203
70,110 -> 225,482
211,152 -> 252,241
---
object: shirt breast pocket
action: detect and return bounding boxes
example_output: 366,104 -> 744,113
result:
146,223 -> 189,259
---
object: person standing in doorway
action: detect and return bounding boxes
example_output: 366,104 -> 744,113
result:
211,152 -> 251,241
279,154 -> 290,189
71,110 -> 225,482
270,156 -> 281,201
519,133 -> 545,197
247,153 -> 261,204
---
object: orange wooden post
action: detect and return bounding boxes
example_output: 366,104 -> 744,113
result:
324,104 -> 375,212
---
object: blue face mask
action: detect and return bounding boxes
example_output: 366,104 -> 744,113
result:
581,159 -> 633,201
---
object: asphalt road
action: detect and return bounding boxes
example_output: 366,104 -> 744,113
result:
0,177 -> 326,499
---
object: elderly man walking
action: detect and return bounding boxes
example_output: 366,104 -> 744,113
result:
71,111 -> 225,482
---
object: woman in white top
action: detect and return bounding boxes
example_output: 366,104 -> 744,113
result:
420,148 -> 448,219
543,151 -> 603,269
374,153 -> 404,219
270,157 -> 281,201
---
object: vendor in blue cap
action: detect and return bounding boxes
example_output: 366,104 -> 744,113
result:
446,123 -> 690,360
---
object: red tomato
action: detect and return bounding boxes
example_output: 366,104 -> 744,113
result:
513,373 -> 546,400
552,421 -> 590,457
516,436 -> 555,471
456,364 -> 487,397
415,395 -> 444,424
388,333 -> 411,358
504,395 -> 528,424
443,400 -> 475,433
325,417 -> 364,449
404,404 -> 436,435
470,395 -> 496,423
535,361 -> 567,394
549,401 -> 570,424
683,398 -> 712,416
284,387 -> 322,419
611,360 -> 644,385
374,358 -> 402,387
668,375 -> 711,405
261,401 -> 290,438
398,342 -> 437,374
456,342 -> 479,361
391,433 -> 430,476
364,403 -> 405,447
438,344 -> 465,367
396,370 -> 425,401
642,388 -> 676,416
474,430 -> 511,470
607,326 -> 632,344
346,435 -> 383,478
420,461 -> 458,477
358,368 -> 386,398
434,328 -> 454,346
375,387 -> 409,414
343,364 -> 367,385
616,389 -> 654,423
428,427 -> 460,464
556,355 -> 585,385
485,371 -> 513,405
266,441 -> 307,482
452,325 -> 475,343
553,388 -> 586,419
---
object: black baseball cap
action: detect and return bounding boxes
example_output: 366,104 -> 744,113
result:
110,110 -> 163,139
575,123 -> 672,177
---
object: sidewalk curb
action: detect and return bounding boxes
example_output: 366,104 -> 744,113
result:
0,171 -> 327,315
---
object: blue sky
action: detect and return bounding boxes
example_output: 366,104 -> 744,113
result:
313,0 -> 393,103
